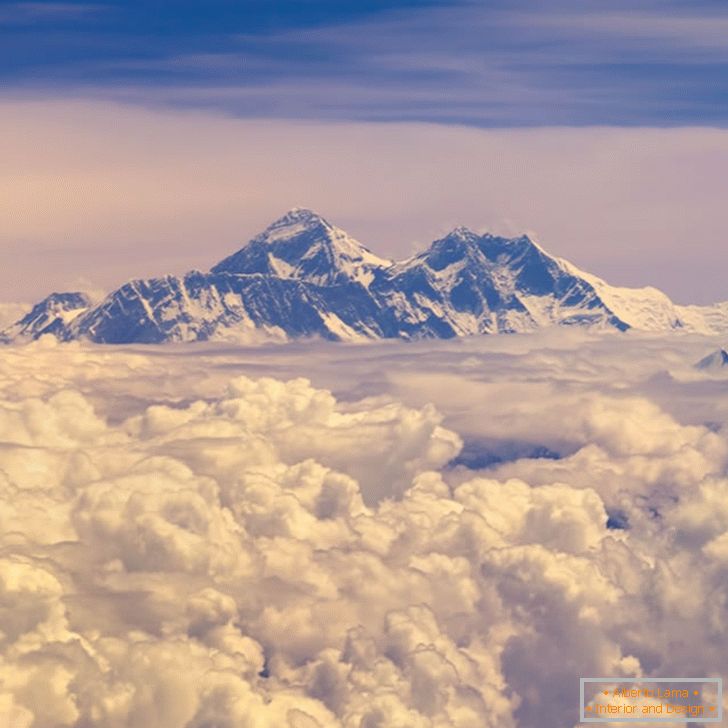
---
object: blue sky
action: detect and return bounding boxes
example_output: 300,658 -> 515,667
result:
3,0 -> 728,126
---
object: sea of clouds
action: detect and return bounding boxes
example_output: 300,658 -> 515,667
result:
1,330 -> 728,727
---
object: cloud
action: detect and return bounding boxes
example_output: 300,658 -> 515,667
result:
0,331 -> 727,726
3,0 -> 728,127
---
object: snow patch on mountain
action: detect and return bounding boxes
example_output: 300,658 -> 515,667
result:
211,208 -> 391,288
0,292 -> 91,342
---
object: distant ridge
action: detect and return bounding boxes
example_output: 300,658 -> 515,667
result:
695,349 -> 728,371
3,209 -> 728,344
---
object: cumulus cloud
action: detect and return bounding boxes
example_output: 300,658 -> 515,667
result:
0,331 -> 727,726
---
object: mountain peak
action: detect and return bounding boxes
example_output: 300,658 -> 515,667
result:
211,209 -> 390,286
447,225 -> 478,239
0,291 -> 91,342
695,348 -> 728,371
253,208 -> 332,245
416,227 -> 483,270
267,207 -> 328,230
5,210 -> 728,346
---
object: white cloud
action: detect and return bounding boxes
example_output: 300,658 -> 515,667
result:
0,332 -> 727,726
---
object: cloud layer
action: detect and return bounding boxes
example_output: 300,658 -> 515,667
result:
3,0 -> 728,126
1,331 -> 728,726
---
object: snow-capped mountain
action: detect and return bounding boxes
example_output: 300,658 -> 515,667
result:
3,209 -> 728,344
695,349 -> 728,371
212,208 -> 390,287
377,227 -> 629,336
0,292 -> 91,343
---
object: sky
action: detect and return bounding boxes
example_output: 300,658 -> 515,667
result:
2,0 -> 728,305
3,0 -> 728,125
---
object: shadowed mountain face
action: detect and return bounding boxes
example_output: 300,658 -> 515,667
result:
0,292 -> 92,343
3,208 -> 728,344
695,349 -> 728,372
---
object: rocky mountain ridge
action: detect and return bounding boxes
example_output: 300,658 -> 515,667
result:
3,208 -> 728,344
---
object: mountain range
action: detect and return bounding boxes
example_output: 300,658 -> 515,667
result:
3,208 -> 728,344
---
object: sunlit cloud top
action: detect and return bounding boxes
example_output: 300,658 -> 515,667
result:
3,0 -> 728,126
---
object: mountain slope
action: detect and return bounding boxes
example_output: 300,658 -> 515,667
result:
0,292 -> 91,343
376,228 -> 630,336
61,272 -> 390,344
3,209 -> 727,344
695,349 -> 728,371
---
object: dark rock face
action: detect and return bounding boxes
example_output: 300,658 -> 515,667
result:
695,349 -> 728,371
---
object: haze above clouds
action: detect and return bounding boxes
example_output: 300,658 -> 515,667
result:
2,100 -> 728,306
1,331 -> 727,727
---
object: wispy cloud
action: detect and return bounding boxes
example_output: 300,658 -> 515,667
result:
1,0 -> 728,125
519,8 -> 728,55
